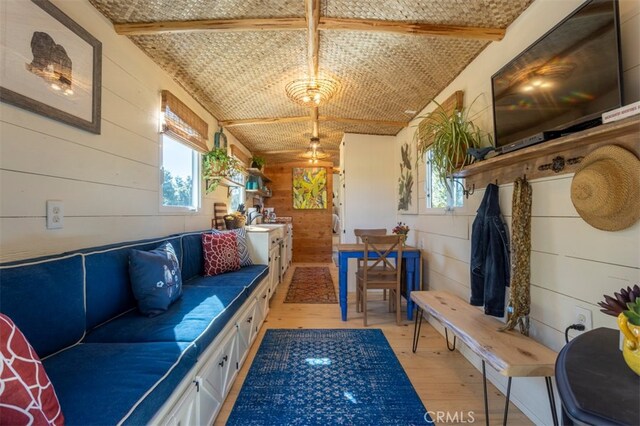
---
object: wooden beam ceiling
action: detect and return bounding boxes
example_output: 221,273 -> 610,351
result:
114,18 -> 505,41
113,18 -> 306,35
219,115 -> 408,128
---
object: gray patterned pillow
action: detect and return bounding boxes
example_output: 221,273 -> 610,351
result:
212,227 -> 253,267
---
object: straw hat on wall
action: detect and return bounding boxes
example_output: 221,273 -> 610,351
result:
571,145 -> 640,231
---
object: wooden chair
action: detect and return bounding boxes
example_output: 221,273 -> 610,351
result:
355,234 -> 403,326
212,203 -> 227,230
354,228 -> 388,300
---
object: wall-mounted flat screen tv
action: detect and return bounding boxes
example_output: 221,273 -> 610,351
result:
491,0 -> 622,153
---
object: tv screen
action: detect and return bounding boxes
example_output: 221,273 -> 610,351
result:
491,0 -> 622,151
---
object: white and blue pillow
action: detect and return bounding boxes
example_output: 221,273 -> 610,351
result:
129,242 -> 183,317
212,227 -> 253,267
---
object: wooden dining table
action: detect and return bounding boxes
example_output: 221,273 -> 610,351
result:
336,243 -> 422,321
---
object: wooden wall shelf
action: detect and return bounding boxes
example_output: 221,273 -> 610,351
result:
452,116 -> 640,190
247,168 -> 272,183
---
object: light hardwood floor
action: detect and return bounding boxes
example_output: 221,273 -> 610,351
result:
215,262 -> 533,425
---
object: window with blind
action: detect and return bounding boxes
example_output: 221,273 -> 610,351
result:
160,90 -> 208,210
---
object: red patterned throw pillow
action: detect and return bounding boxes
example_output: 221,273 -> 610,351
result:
202,232 -> 240,276
0,314 -> 64,425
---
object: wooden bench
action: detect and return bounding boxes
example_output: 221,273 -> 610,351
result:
411,291 -> 558,426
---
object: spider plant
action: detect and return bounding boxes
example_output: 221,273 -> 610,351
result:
416,96 -> 493,183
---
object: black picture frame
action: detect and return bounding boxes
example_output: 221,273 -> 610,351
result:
0,0 -> 102,134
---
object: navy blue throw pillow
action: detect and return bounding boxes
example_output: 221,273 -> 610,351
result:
129,242 -> 183,317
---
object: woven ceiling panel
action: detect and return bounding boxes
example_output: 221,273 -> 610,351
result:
130,31 -> 309,120
89,0 -> 535,166
322,0 -> 533,28
89,0 -> 304,22
319,31 -> 487,123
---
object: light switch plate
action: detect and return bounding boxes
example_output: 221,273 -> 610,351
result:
46,200 -> 64,229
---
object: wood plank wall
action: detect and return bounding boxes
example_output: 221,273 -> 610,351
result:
264,161 -> 333,263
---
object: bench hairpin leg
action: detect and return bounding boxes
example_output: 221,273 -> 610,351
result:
482,360 -> 489,426
412,307 -> 423,353
502,377 -> 512,426
444,327 -> 457,351
545,377 -> 559,426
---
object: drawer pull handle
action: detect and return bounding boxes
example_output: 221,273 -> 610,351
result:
219,360 -> 225,367
223,355 -> 228,361
247,316 -> 253,323
262,294 -> 267,299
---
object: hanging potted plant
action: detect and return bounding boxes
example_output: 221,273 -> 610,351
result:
202,148 -> 240,193
416,97 -> 492,183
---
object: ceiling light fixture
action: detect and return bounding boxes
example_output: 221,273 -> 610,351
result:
300,136 -> 329,164
285,78 -> 340,107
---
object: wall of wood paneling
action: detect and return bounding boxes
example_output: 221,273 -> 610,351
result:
263,161 -> 333,263
0,0 -> 244,262
396,1 -> 640,424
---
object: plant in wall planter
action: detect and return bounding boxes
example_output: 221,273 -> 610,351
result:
202,148 -> 240,193
416,96 -> 493,190
251,155 -> 266,170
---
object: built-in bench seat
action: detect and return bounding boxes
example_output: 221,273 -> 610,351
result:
0,230 -> 271,425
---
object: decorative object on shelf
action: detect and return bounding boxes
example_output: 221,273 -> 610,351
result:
213,127 -> 227,149
250,155 -> 265,170
618,297 -> 640,375
416,92 -> 492,191
0,0 -> 102,134
300,137 -> 329,164
570,145 -> 640,231
202,148 -> 241,193
397,141 -> 417,214
285,77 -> 340,107
537,155 -> 583,173
292,167 -> 327,209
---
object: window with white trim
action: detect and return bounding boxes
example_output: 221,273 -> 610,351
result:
161,133 -> 200,210
425,150 -> 463,209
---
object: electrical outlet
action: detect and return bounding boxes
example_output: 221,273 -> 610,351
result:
574,306 -> 592,331
46,200 -> 64,229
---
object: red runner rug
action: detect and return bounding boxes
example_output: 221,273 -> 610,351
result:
284,266 -> 337,304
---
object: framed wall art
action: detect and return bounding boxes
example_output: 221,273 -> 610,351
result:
293,167 -> 327,209
0,0 -> 102,134
397,138 -> 418,214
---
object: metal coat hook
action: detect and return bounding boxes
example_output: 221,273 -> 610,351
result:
452,178 -> 475,199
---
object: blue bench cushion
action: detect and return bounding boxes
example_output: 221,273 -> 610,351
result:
84,285 -> 247,357
83,237 -> 183,330
43,341 -> 196,426
0,254 -> 85,357
180,231 -> 211,282
185,264 -> 269,298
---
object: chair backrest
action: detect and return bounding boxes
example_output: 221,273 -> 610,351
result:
354,228 -> 387,243
361,234 -> 403,280
213,202 -> 227,230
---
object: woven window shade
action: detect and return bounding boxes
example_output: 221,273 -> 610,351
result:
230,144 -> 251,166
161,90 -> 209,153
417,90 -> 464,151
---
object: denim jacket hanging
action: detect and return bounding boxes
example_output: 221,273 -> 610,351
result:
470,183 -> 510,316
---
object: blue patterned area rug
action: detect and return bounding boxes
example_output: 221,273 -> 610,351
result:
227,329 -> 430,425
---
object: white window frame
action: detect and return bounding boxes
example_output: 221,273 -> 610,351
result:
424,149 -> 463,211
159,133 -> 201,212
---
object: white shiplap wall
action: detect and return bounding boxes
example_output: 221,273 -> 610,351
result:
397,0 -> 640,424
0,0 -> 249,262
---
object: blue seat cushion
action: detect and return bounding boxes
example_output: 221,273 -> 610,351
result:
0,254 -> 85,357
185,264 -> 268,298
43,342 -> 196,426
84,286 -> 246,357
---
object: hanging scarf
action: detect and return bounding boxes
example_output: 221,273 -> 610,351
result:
500,177 -> 532,335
